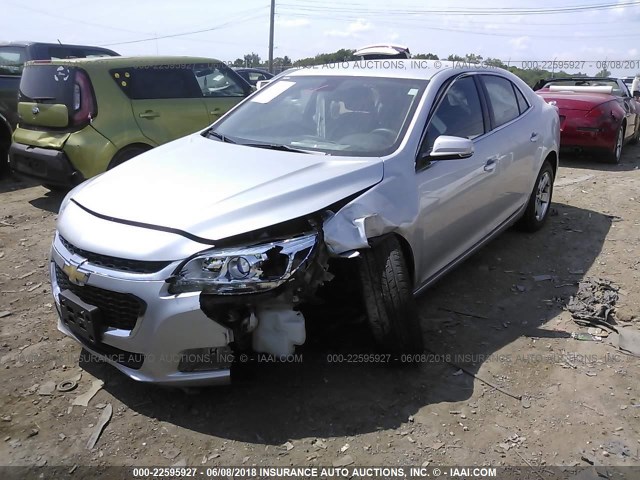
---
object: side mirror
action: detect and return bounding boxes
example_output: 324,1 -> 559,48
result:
256,80 -> 271,90
429,135 -> 474,160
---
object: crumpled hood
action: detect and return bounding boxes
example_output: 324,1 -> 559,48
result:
71,134 -> 384,242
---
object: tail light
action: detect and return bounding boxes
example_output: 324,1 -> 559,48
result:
585,105 -> 608,120
71,69 -> 96,127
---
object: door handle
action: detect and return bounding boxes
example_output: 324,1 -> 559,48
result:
530,132 -> 539,142
139,110 -> 160,119
210,108 -> 221,115
484,158 -> 497,172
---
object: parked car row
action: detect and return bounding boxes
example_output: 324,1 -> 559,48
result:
17,40 -> 640,387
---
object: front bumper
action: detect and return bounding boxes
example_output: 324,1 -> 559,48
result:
50,233 -> 233,386
10,142 -> 84,187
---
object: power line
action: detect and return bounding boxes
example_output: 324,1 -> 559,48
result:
100,10 -> 267,46
4,0 -> 153,35
280,12 -> 640,38
278,1 -> 640,16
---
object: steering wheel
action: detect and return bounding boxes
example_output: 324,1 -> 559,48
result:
370,128 -> 397,140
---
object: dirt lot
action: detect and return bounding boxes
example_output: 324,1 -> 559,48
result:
0,146 -> 639,475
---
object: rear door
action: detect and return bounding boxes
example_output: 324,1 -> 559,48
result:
479,74 -> 538,220
194,64 -> 251,123
122,66 -> 210,145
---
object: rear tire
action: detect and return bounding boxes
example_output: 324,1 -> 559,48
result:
516,160 -> 554,232
0,141 -> 9,178
603,125 -> 624,164
107,145 -> 150,170
359,235 -> 424,355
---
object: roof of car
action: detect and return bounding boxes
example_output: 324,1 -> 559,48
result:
234,67 -> 272,73
282,59 -> 504,81
24,56 -> 225,67
0,41 -> 115,50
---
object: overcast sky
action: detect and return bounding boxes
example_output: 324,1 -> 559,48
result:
3,0 -> 640,75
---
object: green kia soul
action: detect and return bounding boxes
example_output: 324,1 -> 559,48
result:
10,56 -> 252,188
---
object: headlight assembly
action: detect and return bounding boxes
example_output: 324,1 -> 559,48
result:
169,233 -> 317,295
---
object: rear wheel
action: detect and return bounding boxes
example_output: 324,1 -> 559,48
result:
107,145 -> 150,170
603,125 -> 624,164
0,140 -> 9,178
359,235 -> 424,355
516,160 -> 554,232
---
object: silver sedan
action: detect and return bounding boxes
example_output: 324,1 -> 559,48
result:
51,60 -> 560,386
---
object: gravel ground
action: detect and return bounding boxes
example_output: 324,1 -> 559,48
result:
0,146 -> 639,475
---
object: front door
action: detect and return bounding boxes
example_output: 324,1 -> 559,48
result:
194,65 -> 251,123
414,75 -> 499,285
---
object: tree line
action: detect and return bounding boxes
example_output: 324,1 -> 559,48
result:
232,51 -> 611,87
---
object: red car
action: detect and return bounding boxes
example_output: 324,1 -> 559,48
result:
534,77 -> 640,164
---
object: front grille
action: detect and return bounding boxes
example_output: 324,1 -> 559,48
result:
59,236 -> 171,274
55,265 -> 146,330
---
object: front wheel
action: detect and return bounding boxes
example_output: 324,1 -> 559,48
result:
516,160 -> 554,232
359,236 -> 424,354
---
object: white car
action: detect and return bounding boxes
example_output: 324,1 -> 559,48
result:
51,60 -> 559,386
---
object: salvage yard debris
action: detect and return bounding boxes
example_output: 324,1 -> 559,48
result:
567,277 -> 619,328
86,403 -> 112,449
72,379 -> 104,407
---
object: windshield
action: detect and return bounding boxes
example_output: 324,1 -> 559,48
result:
211,75 -> 428,156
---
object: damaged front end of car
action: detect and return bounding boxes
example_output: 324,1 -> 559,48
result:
165,217 -> 336,371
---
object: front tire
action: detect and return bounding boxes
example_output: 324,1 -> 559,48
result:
516,160 -> 554,232
359,236 -> 424,354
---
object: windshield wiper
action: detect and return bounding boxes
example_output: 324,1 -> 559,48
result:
205,130 -> 236,144
241,143 -> 323,154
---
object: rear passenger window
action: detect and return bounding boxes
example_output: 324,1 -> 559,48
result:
513,86 -> 530,114
483,76 -> 521,127
112,67 -> 201,100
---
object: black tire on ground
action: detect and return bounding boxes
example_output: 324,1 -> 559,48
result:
603,125 -> 624,164
107,145 -> 150,170
516,160 -> 555,232
359,235 -> 424,354
0,142 -> 9,178
43,184 -> 70,193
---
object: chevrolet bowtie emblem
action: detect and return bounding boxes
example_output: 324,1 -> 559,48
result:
62,263 -> 90,285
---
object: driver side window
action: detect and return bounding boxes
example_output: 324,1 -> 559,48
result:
421,76 -> 485,157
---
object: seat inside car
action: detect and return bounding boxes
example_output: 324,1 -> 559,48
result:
327,86 -> 378,140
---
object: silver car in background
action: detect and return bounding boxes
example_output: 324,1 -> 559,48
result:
51,60 -> 560,386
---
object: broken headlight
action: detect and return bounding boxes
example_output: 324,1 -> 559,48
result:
169,233 -> 317,295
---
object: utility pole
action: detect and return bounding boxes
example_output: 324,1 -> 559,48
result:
268,0 -> 275,73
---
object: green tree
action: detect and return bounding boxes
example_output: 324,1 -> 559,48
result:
294,48 -> 356,67
242,53 -> 262,68
595,68 -> 612,78
413,53 -> 439,60
232,58 -> 245,67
